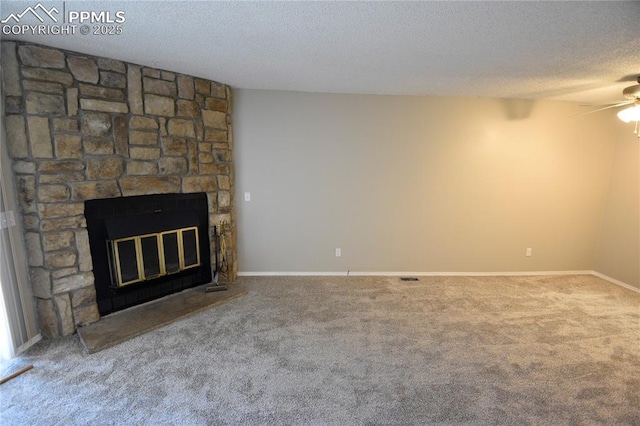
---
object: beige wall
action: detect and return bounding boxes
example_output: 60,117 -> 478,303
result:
234,90 -> 619,274
595,124 -> 640,289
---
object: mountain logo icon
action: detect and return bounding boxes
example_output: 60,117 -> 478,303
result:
1,3 -> 59,24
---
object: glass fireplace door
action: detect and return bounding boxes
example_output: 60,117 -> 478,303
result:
107,226 -> 200,288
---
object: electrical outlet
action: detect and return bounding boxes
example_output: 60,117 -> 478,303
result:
335,248 -> 341,257
526,248 -> 532,257
244,192 -> 251,201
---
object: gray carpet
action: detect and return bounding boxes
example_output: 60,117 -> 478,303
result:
1,274 -> 639,425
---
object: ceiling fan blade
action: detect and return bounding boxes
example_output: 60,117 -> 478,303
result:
617,74 -> 640,83
569,101 -> 634,118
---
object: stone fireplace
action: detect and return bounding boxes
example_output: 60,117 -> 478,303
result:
1,41 -> 237,338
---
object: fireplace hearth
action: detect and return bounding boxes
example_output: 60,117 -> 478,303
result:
85,193 -> 212,315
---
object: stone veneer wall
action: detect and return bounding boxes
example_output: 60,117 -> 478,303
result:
1,41 -> 237,338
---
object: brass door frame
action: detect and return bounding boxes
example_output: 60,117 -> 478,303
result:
108,226 -> 200,288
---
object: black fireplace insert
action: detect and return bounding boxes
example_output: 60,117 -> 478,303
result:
85,193 -> 212,316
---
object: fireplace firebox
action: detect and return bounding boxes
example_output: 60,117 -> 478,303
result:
85,193 -> 212,316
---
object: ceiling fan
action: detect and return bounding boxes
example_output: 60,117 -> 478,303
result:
576,76 -> 640,137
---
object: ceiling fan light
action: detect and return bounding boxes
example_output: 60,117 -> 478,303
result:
617,105 -> 640,123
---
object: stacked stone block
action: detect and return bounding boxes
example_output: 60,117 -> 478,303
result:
1,41 -> 236,338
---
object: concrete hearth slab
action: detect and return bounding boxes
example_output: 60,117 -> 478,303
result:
77,283 -> 247,353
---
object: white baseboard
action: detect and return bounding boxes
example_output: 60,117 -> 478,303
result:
238,270 -> 592,277
15,334 -> 41,356
238,272 -> 348,277
591,271 -> 640,294
347,270 -> 592,277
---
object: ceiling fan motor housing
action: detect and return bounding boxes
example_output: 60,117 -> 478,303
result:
623,83 -> 640,101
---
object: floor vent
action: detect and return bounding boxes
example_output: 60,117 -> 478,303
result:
400,277 -> 419,281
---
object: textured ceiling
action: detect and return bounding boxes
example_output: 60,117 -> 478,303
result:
2,1 -> 639,104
